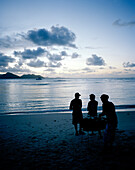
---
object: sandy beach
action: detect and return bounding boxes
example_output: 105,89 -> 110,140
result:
0,111 -> 135,170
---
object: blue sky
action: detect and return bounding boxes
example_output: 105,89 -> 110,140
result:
0,0 -> 135,77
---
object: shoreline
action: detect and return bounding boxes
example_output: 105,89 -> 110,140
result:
1,110 -> 135,131
1,109 -> 135,115
0,104 -> 135,116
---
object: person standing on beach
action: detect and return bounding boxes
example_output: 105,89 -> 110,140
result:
99,94 -> 118,148
87,94 -> 102,137
69,92 -> 84,136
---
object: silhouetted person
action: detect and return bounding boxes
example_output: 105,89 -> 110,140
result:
69,92 -> 84,136
87,94 -> 101,137
99,94 -> 118,148
87,94 -> 98,117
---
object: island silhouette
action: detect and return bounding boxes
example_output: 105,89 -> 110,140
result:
0,72 -> 44,79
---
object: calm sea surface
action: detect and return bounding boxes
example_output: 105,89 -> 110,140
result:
0,78 -> 135,115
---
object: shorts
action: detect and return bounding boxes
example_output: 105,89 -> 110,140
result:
72,113 -> 83,125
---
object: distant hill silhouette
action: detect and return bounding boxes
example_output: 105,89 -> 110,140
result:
0,72 -> 20,79
20,74 -> 44,79
0,72 -> 44,79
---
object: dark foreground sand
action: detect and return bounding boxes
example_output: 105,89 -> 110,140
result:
0,111 -> 135,170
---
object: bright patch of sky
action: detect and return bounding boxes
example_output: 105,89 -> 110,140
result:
0,0 -> 135,77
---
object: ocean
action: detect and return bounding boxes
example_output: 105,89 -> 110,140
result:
0,78 -> 135,115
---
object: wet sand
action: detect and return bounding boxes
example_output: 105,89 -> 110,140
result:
0,111 -> 135,169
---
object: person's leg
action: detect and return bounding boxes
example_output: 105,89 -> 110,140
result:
74,124 -> 78,135
79,123 -> 85,134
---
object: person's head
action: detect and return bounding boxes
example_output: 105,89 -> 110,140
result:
89,94 -> 95,101
75,92 -> 81,99
100,94 -> 109,103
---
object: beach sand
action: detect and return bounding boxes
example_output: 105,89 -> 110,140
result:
0,111 -> 135,170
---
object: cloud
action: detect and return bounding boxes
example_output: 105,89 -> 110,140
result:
123,62 -> 135,68
82,67 -> 95,72
0,66 -> 30,73
47,62 -> 62,68
0,36 -> 13,48
124,69 -> 132,72
13,47 -> 68,62
14,47 -> 46,59
18,59 -> 23,66
45,68 -> 55,72
109,66 -> 116,69
113,19 -> 135,27
0,26 -> 76,49
27,59 -> 46,68
0,34 -> 32,49
60,51 -> 68,56
0,53 -> 15,67
111,71 -> 122,75
86,54 -> 106,66
47,53 -> 64,62
85,46 -> 102,49
99,67 -> 105,69
26,26 -> 76,48
71,52 -> 79,58
13,48 -> 68,68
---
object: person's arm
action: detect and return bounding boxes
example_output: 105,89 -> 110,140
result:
96,101 -> 98,110
87,102 -> 89,111
80,100 -> 82,108
69,101 -> 73,110
111,102 -> 115,113
99,104 -> 106,117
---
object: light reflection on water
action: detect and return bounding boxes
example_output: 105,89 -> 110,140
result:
0,78 -> 135,114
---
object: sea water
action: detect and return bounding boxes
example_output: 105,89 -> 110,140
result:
0,78 -> 135,115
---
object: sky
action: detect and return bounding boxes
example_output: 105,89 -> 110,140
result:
0,0 -> 135,78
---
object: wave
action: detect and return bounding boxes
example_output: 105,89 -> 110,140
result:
1,104 -> 135,115
115,105 -> 135,109
22,83 -> 49,86
3,109 -> 70,115
98,105 -> 135,111
53,79 -> 66,82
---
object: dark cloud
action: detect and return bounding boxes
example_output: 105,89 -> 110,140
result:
71,52 -> 79,58
86,54 -> 106,66
27,59 -> 46,68
14,47 -> 46,59
113,19 -> 135,27
26,26 -> 76,48
123,62 -> 135,68
0,53 -> 15,67
60,51 -> 68,56
18,59 -> 23,66
13,47 -> 68,64
48,54 -> 63,62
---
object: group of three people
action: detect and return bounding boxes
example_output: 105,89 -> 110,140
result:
69,92 -> 118,147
